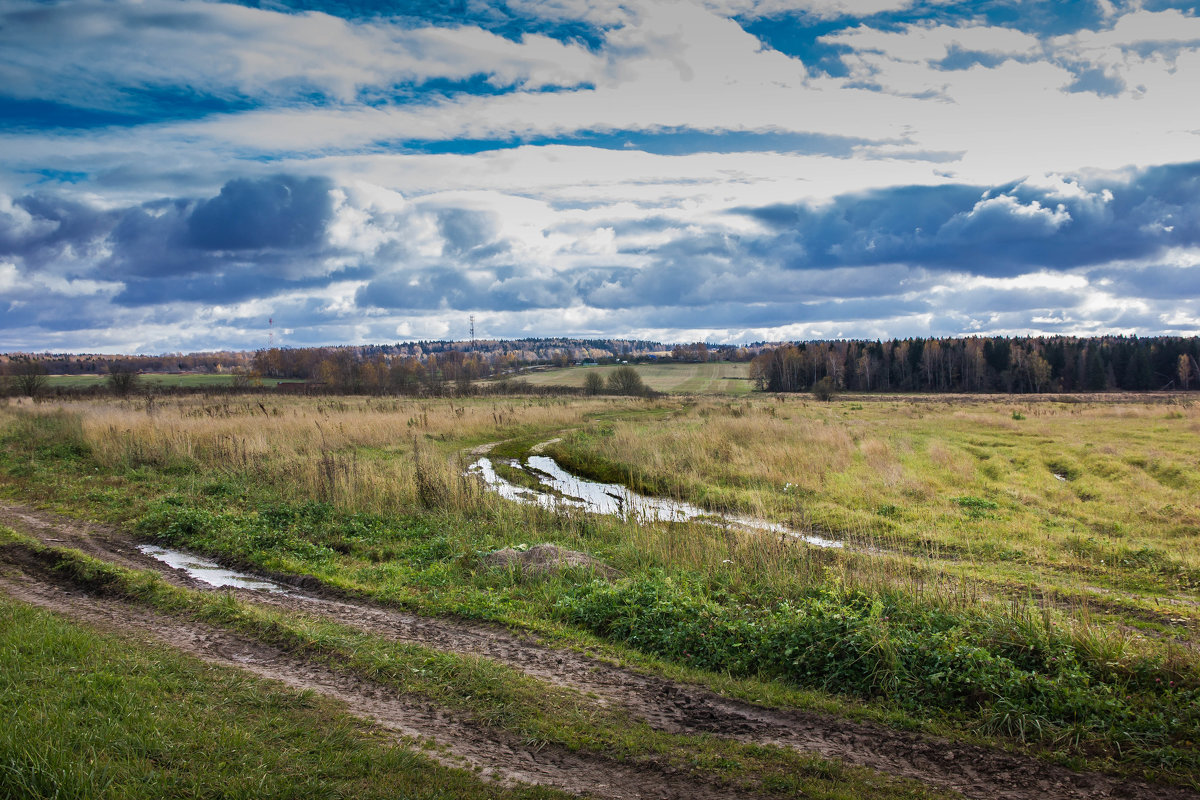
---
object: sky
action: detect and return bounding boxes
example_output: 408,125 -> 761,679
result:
1,0 -> 1199,353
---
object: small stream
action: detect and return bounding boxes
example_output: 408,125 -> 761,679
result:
137,544 -> 293,592
468,455 -> 842,548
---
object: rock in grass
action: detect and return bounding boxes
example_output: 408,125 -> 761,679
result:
483,543 -> 620,579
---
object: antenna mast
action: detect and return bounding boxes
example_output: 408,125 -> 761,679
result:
469,314 -> 475,352
268,317 -> 274,348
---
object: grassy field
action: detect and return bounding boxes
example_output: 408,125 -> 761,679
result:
41,373 -> 303,388
511,362 -> 753,394
544,396 -> 1200,598
0,391 -> 1197,791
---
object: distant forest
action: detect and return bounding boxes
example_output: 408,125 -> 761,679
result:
3,335 -> 1199,395
750,336 -> 1200,394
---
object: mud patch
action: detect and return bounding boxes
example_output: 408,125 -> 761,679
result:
137,544 -> 292,593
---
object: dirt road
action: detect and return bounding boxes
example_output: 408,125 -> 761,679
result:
1,501 -> 1194,800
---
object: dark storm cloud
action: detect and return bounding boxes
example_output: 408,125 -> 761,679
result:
105,199 -> 211,277
357,160 -> 1200,319
1088,263 -> 1200,300
738,162 -> 1200,276
0,193 -> 118,266
3,174 -> 334,265
6,159 -> 1200,347
1,174 -> 343,307
356,264 -> 577,312
186,175 -> 334,251
112,264 -> 371,307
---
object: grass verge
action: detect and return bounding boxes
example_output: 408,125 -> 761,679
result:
0,594 -> 571,800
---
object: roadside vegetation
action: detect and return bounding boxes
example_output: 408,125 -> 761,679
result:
0,391 -> 1197,789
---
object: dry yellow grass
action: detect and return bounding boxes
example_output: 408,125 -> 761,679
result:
545,395 -> 1200,606
5,391 -> 1198,623
8,394 -> 625,516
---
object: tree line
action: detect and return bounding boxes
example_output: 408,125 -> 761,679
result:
7,335 -> 1199,398
750,336 -> 1200,394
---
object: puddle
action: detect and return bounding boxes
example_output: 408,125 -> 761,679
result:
468,456 -> 842,548
137,544 -> 292,593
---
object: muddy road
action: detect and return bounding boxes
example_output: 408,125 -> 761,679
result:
1,500 -> 1195,800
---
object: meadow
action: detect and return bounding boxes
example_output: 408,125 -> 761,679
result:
510,361 -> 753,394
0,389 -> 1197,795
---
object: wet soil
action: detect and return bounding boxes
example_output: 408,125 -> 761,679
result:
1,500 -> 1196,800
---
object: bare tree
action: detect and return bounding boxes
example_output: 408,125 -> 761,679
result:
106,364 -> 140,396
13,360 -> 48,399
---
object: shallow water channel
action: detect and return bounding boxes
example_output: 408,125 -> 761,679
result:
137,544 -> 293,592
468,455 -> 842,548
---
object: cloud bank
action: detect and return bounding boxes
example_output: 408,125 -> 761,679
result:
1,0 -> 1198,352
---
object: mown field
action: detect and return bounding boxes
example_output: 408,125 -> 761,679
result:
0,391 -> 1197,796
511,362 -> 753,394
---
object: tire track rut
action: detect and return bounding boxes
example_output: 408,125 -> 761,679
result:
1,500 -> 1195,800
0,566 -> 760,800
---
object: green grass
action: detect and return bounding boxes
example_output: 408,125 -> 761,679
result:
0,595 -> 571,800
509,363 -> 752,395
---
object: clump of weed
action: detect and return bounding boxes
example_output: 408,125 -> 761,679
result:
951,496 -> 999,519
2,409 -> 91,463
1044,458 -> 1082,481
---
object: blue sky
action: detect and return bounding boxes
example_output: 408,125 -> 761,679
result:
1,0 -> 1199,353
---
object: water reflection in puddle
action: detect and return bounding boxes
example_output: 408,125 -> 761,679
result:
137,544 -> 292,592
468,456 -> 842,549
